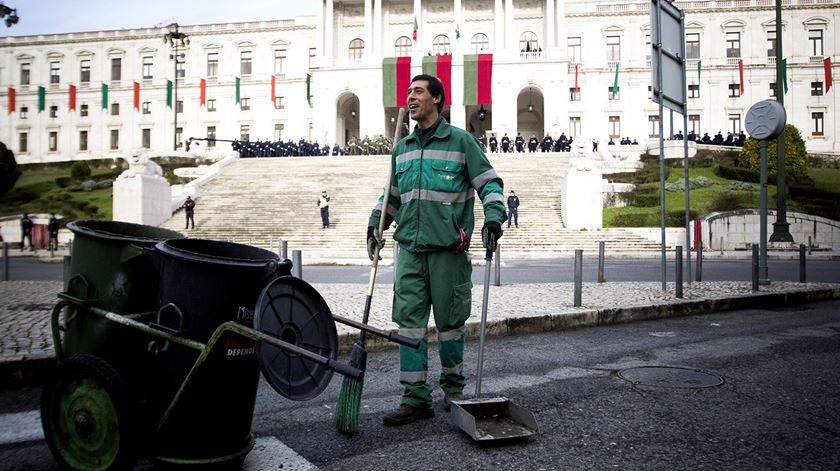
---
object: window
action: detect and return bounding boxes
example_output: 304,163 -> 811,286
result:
349,38 -> 364,60
110,129 -> 119,150
606,35 -> 620,62
50,105 -> 58,118
809,29 -> 823,56
648,115 -> 660,137
240,98 -> 250,111
142,128 -> 151,148
309,48 -> 316,69
569,87 -> 580,101
80,60 -> 91,83
207,52 -> 219,78
811,81 -> 824,96
274,49 -> 286,77
207,126 -> 216,147
645,34 -> 651,63
608,86 -> 620,100
519,31 -> 539,52
49,131 -> 58,151
80,104 -> 89,117
20,63 -> 30,85
274,123 -> 284,141
689,114 -> 700,134
240,51 -> 252,76
142,57 -> 153,80
50,62 -> 61,84
111,58 -> 122,81
176,59 -> 185,79
728,83 -> 741,98
567,37 -> 581,63
767,30 -> 776,58
432,35 -> 450,55
686,33 -> 700,59
728,113 -> 741,134
569,117 -> 581,137
472,33 -> 489,54
688,84 -> 700,98
207,99 -> 216,112
395,36 -> 412,57
111,103 -> 120,115
608,116 -> 621,139
176,100 -> 184,113
648,85 -> 652,99
19,106 -> 27,119
770,82 -> 777,98
19,132 -> 28,152
240,125 -> 250,141
812,112 -> 824,136
726,32 -> 741,58
274,96 -> 284,109
176,127 -> 183,148
142,101 -> 151,114
79,130 -> 88,151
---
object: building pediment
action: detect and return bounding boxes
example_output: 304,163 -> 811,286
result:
46,51 -> 64,60
601,24 -> 624,34
685,20 -> 705,31
15,53 -> 34,61
721,19 -> 746,32
270,39 -> 291,47
106,47 -> 126,55
203,42 -> 223,50
803,16 -> 829,29
235,40 -> 256,48
75,49 -> 95,58
761,19 -> 787,31
138,46 -> 158,54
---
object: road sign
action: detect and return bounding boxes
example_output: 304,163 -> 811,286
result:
650,0 -> 686,115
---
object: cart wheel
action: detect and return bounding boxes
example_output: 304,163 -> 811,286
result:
41,354 -> 139,471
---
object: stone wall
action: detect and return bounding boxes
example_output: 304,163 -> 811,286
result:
700,210 -> 840,251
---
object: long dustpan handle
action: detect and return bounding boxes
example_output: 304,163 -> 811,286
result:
475,233 -> 496,398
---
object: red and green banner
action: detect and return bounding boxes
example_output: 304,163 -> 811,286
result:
382,57 -> 412,107
463,54 -> 492,105
412,16 -> 418,42
166,80 -> 172,108
69,84 -> 76,111
235,76 -> 240,104
133,82 -> 140,111
738,59 -> 744,95
200,78 -> 206,106
38,86 -> 46,112
270,75 -> 276,103
612,63 -> 619,97
100,83 -> 108,110
7,87 -> 14,114
825,57 -> 833,93
422,55 -> 452,106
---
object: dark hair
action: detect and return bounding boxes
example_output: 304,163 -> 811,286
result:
410,74 -> 445,113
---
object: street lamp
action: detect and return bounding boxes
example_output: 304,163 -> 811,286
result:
0,4 -> 20,27
164,23 -> 189,151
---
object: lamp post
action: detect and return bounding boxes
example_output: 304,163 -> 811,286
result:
164,23 -> 189,151
0,3 -> 20,27
770,0 -> 793,243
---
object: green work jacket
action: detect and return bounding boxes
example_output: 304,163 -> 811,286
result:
369,117 -> 506,253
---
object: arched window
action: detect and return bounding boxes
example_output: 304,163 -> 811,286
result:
348,38 -> 364,60
519,31 -> 539,52
471,33 -> 489,53
395,36 -> 412,57
432,34 -> 450,55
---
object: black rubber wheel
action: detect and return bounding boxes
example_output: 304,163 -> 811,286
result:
41,354 -> 140,471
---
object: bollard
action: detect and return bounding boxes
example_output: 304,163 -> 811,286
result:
751,245 -> 759,292
494,243 -> 501,287
281,241 -> 288,260
598,241 -> 605,283
696,241 -> 703,282
720,236 -> 724,255
808,236 -> 812,255
292,250 -> 302,279
2,242 -> 9,281
675,246 -> 683,299
63,256 -> 72,290
799,244 -> 806,283
573,249 -> 583,307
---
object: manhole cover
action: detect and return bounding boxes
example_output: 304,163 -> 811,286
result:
618,366 -> 723,389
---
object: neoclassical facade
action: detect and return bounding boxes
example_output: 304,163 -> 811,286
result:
2,0 -> 838,164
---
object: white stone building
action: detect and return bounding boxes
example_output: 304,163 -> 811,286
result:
2,0 -> 837,164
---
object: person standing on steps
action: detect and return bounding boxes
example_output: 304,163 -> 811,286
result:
182,196 -> 196,229
368,74 -> 506,426
507,190 -> 520,228
319,190 -> 331,228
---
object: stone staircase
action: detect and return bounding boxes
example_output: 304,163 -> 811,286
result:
160,153 -> 662,262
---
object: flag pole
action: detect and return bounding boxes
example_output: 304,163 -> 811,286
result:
770,0 -> 792,244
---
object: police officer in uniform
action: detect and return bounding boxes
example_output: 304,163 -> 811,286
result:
501,133 -> 511,153
515,133 -> 525,153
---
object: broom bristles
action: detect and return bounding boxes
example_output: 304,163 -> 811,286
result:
336,376 -> 363,434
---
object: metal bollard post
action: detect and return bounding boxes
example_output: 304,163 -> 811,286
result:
292,250 -> 302,279
675,246 -> 683,299
573,249 -> 583,307
799,244 -> 806,283
281,241 -> 288,260
2,242 -> 9,281
598,241 -> 605,283
808,236 -> 812,255
696,241 -> 703,282
720,236 -> 724,255
494,243 -> 501,287
63,256 -> 72,290
751,245 -> 759,292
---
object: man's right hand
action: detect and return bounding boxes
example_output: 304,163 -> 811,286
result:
367,226 -> 384,261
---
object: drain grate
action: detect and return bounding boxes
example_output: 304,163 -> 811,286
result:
618,366 -> 724,389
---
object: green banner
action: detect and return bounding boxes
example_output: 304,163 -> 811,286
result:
235,77 -> 240,104
782,58 -> 788,94
166,80 -> 172,108
101,83 -> 108,109
37,86 -> 45,112
382,58 -> 397,107
463,55 -> 477,105
612,63 -> 619,97
306,74 -> 312,106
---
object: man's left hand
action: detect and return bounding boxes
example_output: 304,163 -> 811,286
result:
481,221 -> 502,250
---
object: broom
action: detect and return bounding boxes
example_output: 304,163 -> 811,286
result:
336,107 -> 406,434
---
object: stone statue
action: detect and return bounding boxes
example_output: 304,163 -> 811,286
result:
121,148 -> 163,178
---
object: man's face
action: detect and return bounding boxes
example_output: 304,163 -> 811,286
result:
407,80 -> 439,124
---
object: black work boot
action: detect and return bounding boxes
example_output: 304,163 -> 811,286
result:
443,392 -> 464,412
382,404 -> 434,426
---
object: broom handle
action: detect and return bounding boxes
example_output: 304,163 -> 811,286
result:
475,235 -> 495,399
359,106 -> 406,344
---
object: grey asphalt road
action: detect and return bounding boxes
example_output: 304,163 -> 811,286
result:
4,257 -> 839,284
2,299 -> 838,470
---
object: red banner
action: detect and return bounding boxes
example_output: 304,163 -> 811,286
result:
69,85 -> 76,111
396,56 -> 412,107
200,78 -> 206,106
825,57 -> 833,93
738,59 -> 744,95
477,54 -> 493,105
133,82 -> 140,111
270,75 -> 275,102
574,64 -> 579,91
8,87 -> 15,114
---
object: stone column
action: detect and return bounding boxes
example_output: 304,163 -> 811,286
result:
555,0 -> 566,58
317,0 -> 325,56
546,0 -> 555,50
364,0 -> 373,59
414,0 -> 423,62
505,0 -> 515,51
374,0 -> 383,58
454,0 -> 463,56
325,0 -> 334,60
494,0 -> 504,51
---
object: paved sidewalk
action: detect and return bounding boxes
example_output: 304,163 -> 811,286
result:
2,278 -> 839,388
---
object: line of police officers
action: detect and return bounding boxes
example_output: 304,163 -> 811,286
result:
477,132 -> 576,153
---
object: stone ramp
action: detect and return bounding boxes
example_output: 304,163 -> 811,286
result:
160,154 -> 662,261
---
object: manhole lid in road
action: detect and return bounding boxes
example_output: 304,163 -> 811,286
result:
618,366 -> 724,389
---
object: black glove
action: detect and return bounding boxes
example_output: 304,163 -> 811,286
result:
367,226 -> 384,261
481,221 -> 502,251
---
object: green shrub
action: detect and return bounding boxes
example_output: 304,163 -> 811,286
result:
664,176 -> 716,192
709,192 -> 746,213
725,181 -> 758,192
738,124 -> 808,176
666,210 -> 698,227
81,180 -> 97,192
95,180 -> 113,189
610,212 -> 652,227
55,176 -> 72,188
633,193 -> 660,207
70,161 -> 92,180
789,185 -> 840,205
0,141 -> 21,198
4,187 -> 37,203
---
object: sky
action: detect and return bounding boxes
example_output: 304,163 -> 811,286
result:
1,0 -> 317,37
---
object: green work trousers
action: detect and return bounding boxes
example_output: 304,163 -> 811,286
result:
393,249 -> 473,409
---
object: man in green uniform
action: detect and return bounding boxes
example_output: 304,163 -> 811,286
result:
368,74 -> 506,426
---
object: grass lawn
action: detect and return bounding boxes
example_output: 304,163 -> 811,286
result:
807,167 -> 840,192
1,168 -> 116,220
